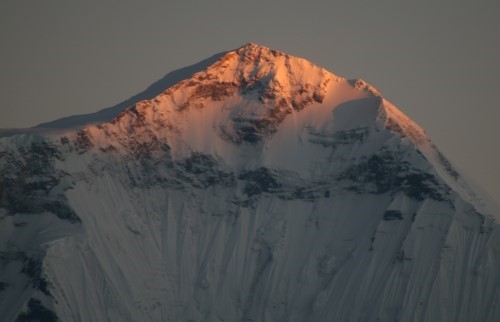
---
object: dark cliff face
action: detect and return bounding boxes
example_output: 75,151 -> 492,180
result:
0,139 -> 78,223
337,148 -> 449,200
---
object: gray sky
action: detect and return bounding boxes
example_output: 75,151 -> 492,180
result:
1,0 -> 499,205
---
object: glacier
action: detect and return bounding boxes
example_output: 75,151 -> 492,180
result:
0,43 -> 499,322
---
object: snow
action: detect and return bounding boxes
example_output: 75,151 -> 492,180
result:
0,43 -> 499,322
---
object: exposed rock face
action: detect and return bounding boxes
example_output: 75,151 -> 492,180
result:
0,43 -> 499,322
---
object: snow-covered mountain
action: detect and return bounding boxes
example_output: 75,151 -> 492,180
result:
1,43 -> 499,322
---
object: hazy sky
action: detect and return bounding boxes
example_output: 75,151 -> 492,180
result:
1,0 -> 499,205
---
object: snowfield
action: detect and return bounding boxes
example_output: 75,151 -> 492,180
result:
0,43 -> 499,322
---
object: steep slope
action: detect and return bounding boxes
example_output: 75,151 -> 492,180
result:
0,43 -> 499,322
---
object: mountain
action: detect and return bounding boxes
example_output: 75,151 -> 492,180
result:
0,43 -> 499,322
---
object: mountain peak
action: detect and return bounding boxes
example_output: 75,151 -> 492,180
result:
122,44 -> 337,143
197,42 -> 333,89
235,42 -> 286,59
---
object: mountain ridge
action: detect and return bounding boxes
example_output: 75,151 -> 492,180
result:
31,51 -> 228,130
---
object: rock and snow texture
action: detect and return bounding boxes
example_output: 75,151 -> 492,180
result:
0,43 -> 499,322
